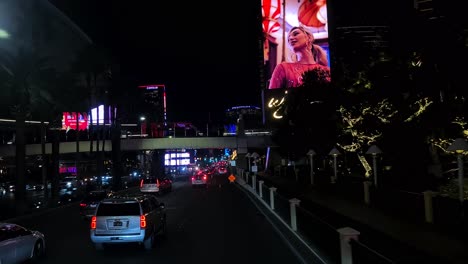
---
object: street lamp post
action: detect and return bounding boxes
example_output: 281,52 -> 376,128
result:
245,153 -> 252,172
307,149 -> 316,185
366,145 -> 383,188
139,116 -> 146,137
251,152 -> 260,173
446,138 -> 468,217
329,147 -> 341,183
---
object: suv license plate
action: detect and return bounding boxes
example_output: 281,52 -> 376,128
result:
114,221 -> 122,226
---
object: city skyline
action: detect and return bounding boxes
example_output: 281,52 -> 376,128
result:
47,0 -> 263,124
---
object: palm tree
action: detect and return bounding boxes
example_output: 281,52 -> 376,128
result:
71,43 -> 113,187
0,0 -> 95,205
32,69 -> 90,199
0,47 -> 53,206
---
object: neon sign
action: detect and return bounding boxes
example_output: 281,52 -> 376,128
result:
62,112 -> 89,131
59,166 -> 77,174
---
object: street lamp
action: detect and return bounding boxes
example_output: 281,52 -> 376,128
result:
366,145 -> 382,188
245,153 -> 252,172
251,152 -> 260,172
251,152 -> 260,162
329,147 -> 341,183
307,149 -> 316,185
446,138 -> 468,215
139,116 -> 146,137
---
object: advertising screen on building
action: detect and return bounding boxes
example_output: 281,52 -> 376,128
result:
90,105 -> 115,125
261,0 -> 331,126
262,0 -> 330,90
62,112 -> 89,131
164,152 -> 191,166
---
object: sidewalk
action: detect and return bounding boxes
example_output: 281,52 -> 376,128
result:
255,172 -> 468,264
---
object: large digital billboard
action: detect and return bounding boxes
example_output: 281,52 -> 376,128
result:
262,0 -> 330,90
62,112 -> 89,131
261,0 -> 330,125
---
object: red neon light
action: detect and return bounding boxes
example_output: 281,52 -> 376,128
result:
59,166 -> 77,174
62,112 -> 89,131
138,84 -> 166,90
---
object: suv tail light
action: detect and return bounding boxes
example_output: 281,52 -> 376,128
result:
140,215 -> 147,229
91,216 -> 97,229
80,203 -> 87,207
140,179 -> 144,187
156,178 -> 160,187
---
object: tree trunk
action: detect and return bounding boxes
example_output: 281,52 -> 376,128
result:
41,120 -> 48,199
75,113 -> 80,178
14,110 -> 27,213
89,112 -> 94,154
51,122 -> 60,201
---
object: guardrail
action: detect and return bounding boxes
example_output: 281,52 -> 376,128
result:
235,168 -> 396,264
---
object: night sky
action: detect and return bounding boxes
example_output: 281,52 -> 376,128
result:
48,0 -> 263,124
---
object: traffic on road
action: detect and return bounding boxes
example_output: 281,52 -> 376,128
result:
1,171 -> 303,264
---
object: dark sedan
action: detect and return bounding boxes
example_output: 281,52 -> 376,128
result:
79,190 -> 111,219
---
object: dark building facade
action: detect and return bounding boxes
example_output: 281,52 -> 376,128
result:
135,84 -> 167,138
224,105 -> 263,135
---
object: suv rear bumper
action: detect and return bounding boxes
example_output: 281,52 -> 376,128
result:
90,231 -> 146,244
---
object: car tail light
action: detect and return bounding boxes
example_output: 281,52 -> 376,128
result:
203,175 -> 207,180
191,177 -> 194,181
140,179 -> 144,187
91,216 -> 97,229
140,215 -> 146,229
156,178 -> 160,187
80,203 -> 87,207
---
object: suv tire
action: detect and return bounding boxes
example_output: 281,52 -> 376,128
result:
143,231 -> 154,250
95,243 -> 104,251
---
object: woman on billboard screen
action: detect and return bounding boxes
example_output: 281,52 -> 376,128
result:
268,26 -> 330,89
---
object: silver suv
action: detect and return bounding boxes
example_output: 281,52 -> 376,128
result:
90,194 -> 167,250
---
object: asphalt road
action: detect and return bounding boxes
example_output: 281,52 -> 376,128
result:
9,176 -> 303,264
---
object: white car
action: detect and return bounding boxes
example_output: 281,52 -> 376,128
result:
191,172 -> 208,188
139,177 -> 160,193
0,223 -> 46,264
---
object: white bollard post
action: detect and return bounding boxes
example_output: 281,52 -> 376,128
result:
289,198 -> 301,231
363,181 -> 371,206
423,190 -> 434,224
269,187 -> 277,210
259,180 -> 264,198
337,227 -> 360,264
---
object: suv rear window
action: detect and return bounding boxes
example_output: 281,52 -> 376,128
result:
96,202 -> 141,216
142,178 -> 158,184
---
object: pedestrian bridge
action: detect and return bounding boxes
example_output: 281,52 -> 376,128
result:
0,136 -> 276,157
